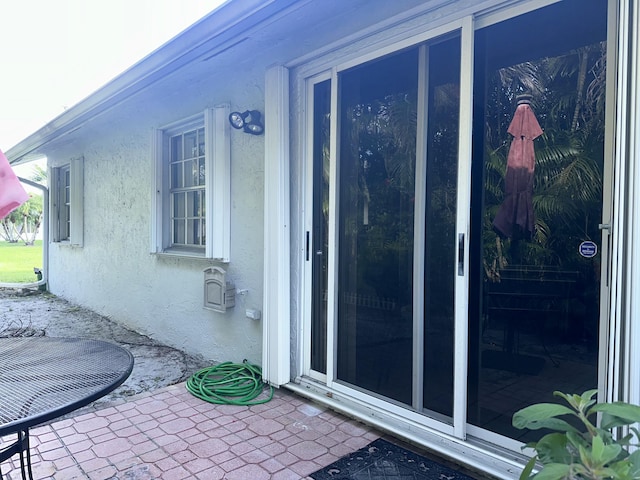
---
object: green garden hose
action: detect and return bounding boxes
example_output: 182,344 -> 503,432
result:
186,360 -> 274,405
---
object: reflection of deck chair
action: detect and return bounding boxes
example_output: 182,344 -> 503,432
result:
483,266 -> 578,373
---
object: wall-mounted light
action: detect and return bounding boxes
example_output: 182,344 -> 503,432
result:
228,110 -> 264,135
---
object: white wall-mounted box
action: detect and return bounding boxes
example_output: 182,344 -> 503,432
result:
204,267 -> 236,313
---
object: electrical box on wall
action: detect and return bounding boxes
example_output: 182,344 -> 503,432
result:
203,267 -> 236,313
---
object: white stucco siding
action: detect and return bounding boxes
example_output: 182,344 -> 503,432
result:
41,0 -> 501,366
46,72 -> 266,363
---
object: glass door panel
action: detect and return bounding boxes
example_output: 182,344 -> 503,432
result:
334,35 -> 461,412
423,37 -> 460,418
468,0 -> 608,441
311,80 -> 331,375
336,49 -> 418,405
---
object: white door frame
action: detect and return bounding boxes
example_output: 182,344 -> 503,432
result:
291,0 -> 626,467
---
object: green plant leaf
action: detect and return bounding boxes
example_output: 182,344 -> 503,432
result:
627,450 -> 640,479
591,434 -> 604,463
574,389 -> 599,412
593,427 -> 615,443
513,403 -> 576,430
614,432 -> 635,448
520,455 -> 537,480
514,392 -> 640,480
522,418 -> 581,433
535,433 -> 571,464
589,434 -> 622,466
566,431 -> 590,452
598,465 -> 629,480
592,402 -> 640,428
579,389 -> 599,403
578,444 -> 591,470
552,391 -> 574,406
554,390 -> 596,412
601,443 -> 623,466
607,459 -> 633,480
532,463 -> 571,480
570,463 -> 589,477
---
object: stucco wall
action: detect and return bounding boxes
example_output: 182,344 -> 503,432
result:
46,66 -> 267,364
43,0 -> 478,365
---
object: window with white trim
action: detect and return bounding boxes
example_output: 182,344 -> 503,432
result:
170,126 -> 206,248
152,105 -> 230,261
52,157 -> 84,246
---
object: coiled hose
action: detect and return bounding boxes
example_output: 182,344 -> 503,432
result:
186,360 -> 274,405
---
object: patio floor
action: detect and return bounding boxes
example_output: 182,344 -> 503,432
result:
2,382 -> 381,480
0,291 -> 488,479
0,381 -> 489,480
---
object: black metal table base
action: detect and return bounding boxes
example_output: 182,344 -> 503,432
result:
0,429 -> 33,480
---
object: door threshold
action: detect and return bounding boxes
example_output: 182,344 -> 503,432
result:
285,378 -> 527,480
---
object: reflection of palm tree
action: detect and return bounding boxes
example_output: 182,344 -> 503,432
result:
484,42 -> 606,274
342,93 -> 417,302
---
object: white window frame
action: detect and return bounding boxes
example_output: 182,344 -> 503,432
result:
151,105 -> 231,261
51,156 -> 84,246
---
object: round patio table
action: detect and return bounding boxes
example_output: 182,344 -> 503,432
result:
0,337 -> 134,480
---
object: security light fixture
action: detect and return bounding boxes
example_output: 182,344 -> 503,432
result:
228,110 -> 264,135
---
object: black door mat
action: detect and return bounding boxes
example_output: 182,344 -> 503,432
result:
310,438 -> 477,480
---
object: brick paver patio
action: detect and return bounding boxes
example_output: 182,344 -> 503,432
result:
0,382 -> 381,479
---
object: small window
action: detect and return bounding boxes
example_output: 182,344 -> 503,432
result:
52,157 -> 84,246
170,126 -> 206,248
152,106 -> 230,261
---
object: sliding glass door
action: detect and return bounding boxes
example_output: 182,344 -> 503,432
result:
310,34 -> 462,419
467,0 -> 609,441
335,48 -> 419,406
306,0 -> 612,446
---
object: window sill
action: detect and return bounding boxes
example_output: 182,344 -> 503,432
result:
53,241 -> 81,248
152,248 -> 229,264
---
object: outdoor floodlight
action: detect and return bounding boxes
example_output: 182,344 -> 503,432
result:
228,110 -> 264,135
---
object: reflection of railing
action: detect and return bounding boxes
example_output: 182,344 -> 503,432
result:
342,292 -> 396,311
484,265 -> 579,364
485,265 -> 578,319
496,265 -> 579,283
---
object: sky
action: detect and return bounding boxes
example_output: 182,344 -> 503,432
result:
0,0 -> 226,155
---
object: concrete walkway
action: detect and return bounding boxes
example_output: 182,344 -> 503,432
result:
2,382 -> 381,479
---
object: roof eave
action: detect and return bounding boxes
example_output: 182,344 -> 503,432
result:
7,0 -> 303,165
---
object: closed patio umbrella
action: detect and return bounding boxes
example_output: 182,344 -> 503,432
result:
493,95 -> 543,239
0,149 -> 29,219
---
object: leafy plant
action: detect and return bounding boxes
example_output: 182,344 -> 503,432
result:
513,390 -> 640,480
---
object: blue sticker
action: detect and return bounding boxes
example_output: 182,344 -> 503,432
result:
579,241 -> 598,258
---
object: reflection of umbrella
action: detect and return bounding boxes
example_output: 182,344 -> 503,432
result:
493,96 -> 543,239
0,149 -> 29,219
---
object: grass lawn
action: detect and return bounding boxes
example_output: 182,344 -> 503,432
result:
0,240 -> 43,283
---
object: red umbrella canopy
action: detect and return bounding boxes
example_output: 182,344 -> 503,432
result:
492,98 -> 543,239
